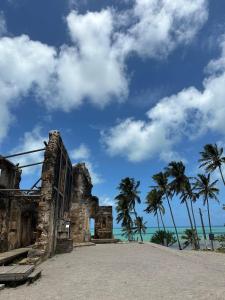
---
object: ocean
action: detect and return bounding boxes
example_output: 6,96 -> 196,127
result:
111,226 -> 225,242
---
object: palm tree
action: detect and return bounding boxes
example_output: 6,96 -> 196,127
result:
151,230 -> 176,247
181,180 -> 200,249
166,161 -> 194,230
199,144 -> 225,185
134,216 -> 147,242
152,172 -> 182,250
116,197 -> 134,241
116,177 -> 141,217
194,173 -> 219,250
182,229 -> 200,250
115,177 -> 141,241
145,189 -> 166,233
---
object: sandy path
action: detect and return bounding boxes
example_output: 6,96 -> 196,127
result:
0,243 -> 225,300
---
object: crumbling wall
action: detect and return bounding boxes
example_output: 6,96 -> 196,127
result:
0,197 -> 10,252
33,130 -> 73,259
0,159 -> 38,253
94,206 -> 113,239
70,163 -> 99,243
0,130 -> 114,258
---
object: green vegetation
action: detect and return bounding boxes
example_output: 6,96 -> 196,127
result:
182,229 -> 200,250
134,216 -> 147,242
115,177 -> 143,241
194,174 -> 219,250
151,230 -> 176,247
114,143 -> 225,251
216,235 -> 225,252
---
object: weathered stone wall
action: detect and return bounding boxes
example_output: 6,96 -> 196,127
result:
70,203 -> 91,243
0,197 -> 10,252
95,206 -> 113,239
33,131 -> 62,258
33,130 -> 73,259
0,160 -> 38,253
71,163 -> 99,243
0,130 -> 114,258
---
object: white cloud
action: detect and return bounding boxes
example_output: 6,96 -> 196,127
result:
85,161 -> 103,185
48,10 -> 128,111
70,143 -> 90,160
70,144 -> 103,185
102,35 -> 225,162
0,35 -> 56,144
0,1 -> 208,143
99,195 -> 114,207
10,127 -> 46,175
116,0 -> 208,58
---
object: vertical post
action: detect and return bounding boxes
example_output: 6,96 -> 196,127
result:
199,208 -> 207,250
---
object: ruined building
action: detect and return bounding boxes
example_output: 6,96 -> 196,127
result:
0,131 -> 113,260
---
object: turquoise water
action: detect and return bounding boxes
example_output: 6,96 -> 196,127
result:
111,226 -> 225,242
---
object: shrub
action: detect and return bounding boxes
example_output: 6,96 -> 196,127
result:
216,234 -> 225,252
151,230 -> 176,247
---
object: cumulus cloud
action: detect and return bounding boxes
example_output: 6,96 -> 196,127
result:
0,35 -> 56,143
102,35 -> 225,162
47,10 -> 128,111
124,0 -> 208,58
10,127 -> 46,176
0,1 -> 208,143
70,144 -> 103,184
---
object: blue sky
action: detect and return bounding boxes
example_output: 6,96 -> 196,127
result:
0,0 -> 225,227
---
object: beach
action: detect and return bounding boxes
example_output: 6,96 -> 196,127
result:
1,243 -> 225,300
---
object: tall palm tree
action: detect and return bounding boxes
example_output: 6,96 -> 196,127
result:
194,173 -> 219,250
115,177 -> 141,240
165,161 -> 194,236
115,196 -> 134,240
199,144 -> 225,185
145,189 -> 166,233
116,177 -> 141,218
134,216 -> 147,242
152,172 -> 182,250
181,180 -> 200,248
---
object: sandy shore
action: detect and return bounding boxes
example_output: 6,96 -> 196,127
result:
1,243 -> 225,300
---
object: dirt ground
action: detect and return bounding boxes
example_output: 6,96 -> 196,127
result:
1,243 -> 225,300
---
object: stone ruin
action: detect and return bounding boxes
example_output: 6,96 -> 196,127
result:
0,131 -> 113,261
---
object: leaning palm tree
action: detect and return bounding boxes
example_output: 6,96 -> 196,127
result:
116,200 -> 134,241
115,177 -> 141,241
194,173 -> 219,250
134,216 -> 147,242
145,189 -> 166,233
199,144 -> 225,185
152,172 -> 182,250
181,180 -> 200,249
116,177 -> 141,218
166,161 -> 195,236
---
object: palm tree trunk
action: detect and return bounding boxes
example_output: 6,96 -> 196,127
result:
185,200 -> 194,229
159,210 -> 167,246
140,230 -> 143,242
156,211 -> 160,231
206,196 -> 214,250
190,201 -> 200,249
159,210 -> 166,233
166,194 -> 182,250
185,200 -> 198,250
219,165 -> 225,186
